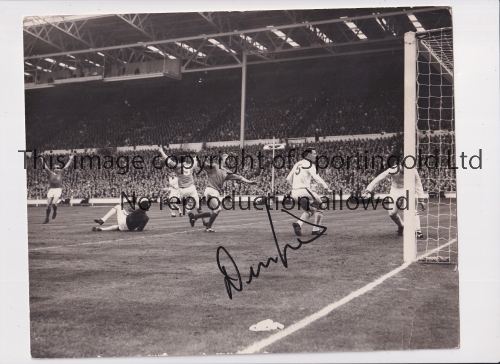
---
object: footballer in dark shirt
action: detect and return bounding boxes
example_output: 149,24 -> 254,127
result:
42,154 -> 74,224
188,153 -> 257,233
92,199 -> 150,232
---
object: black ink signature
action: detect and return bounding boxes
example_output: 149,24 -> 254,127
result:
216,201 -> 327,299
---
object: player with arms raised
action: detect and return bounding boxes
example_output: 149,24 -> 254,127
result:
287,149 -> 332,236
362,160 -> 426,237
42,153 -> 74,224
158,145 -> 207,226
188,153 -> 257,233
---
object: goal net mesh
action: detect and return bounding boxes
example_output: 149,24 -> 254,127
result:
415,28 -> 457,263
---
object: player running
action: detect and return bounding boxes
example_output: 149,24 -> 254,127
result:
158,145 -> 207,226
92,199 -> 150,232
361,163 -> 426,237
287,148 -> 333,236
42,153 -> 74,224
188,153 -> 257,233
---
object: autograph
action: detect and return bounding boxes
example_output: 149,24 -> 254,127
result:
216,201 -> 327,299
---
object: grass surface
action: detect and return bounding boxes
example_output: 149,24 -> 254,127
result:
28,201 -> 458,358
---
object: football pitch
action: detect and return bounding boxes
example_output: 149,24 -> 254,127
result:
28,202 -> 459,358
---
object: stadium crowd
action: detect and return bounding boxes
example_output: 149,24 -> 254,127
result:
26,66 -> 408,151
26,89 -> 403,150
303,90 -> 404,137
26,135 -> 456,200
25,59 -> 455,201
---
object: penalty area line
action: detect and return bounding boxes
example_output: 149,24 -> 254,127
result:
28,220 -> 288,251
237,238 -> 458,355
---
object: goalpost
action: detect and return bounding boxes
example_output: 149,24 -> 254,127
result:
404,28 -> 457,263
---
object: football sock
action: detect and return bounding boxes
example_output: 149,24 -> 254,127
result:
390,214 -> 404,227
198,209 -> 207,225
297,212 -> 310,227
52,205 -> 57,218
101,206 -> 117,222
207,212 -> 219,228
415,211 -> 421,232
45,207 -> 51,220
312,210 -> 324,232
100,225 -> 120,231
195,211 -> 211,220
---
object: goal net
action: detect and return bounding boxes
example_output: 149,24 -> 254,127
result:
404,28 -> 457,264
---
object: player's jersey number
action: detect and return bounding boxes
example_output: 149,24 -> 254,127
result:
295,165 -> 301,175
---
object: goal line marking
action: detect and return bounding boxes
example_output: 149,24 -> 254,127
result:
237,238 -> 458,355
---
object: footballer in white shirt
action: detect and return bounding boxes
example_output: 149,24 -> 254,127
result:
167,174 -> 182,217
286,148 -> 332,236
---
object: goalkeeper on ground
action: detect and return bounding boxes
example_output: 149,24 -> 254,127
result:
362,163 -> 426,238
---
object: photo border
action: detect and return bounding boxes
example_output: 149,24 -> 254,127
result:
1,0 -> 499,363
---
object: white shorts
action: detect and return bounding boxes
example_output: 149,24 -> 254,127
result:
179,185 -> 200,210
169,187 -> 181,200
291,188 -> 321,211
114,204 -> 129,231
204,187 -> 222,212
390,187 -> 406,209
47,188 -> 62,202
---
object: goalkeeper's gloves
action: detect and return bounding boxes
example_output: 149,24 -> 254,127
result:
418,199 -> 427,211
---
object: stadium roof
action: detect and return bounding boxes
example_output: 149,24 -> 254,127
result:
23,8 -> 452,74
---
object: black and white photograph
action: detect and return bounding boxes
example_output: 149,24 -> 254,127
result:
1,1 -> 498,363
21,7 -> 461,358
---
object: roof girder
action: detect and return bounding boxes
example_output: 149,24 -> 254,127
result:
23,7 -> 450,73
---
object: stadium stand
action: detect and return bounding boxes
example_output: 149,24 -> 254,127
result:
26,62 -> 407,150
25,58 -> 455,201
26,135 -> 456,200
